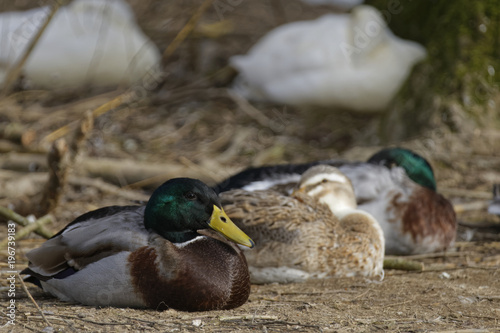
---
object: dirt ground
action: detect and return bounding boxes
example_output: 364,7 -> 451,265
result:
1,1 -> 500,332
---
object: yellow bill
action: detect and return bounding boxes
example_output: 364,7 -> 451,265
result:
209,205 -> 255,248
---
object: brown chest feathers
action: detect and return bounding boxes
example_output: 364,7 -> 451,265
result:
128,236 -> 250,311
391,187 -> 457,250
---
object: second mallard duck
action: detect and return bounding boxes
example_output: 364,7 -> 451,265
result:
216,147 -> 457,255
220,165 -> 385,284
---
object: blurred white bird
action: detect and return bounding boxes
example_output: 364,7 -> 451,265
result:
230,5 -> 426,112
0,0 -> 161,90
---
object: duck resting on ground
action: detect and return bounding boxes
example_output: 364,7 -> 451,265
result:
22,178 -> 254,312
229,5 -> 426,112
220,165 -> 385,284
216,147 -> 456,255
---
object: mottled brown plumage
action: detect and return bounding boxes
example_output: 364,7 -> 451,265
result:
220,166 -> 385,284
394,186 -> 456,253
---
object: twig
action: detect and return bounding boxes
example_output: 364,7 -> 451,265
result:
0,206 -> 53,239
149,112 -> 203,145
383,258 -> 424,271
352,289 -> 371,300
81,157 -> 202,187
0,1 -> 67,97
458,220 -> 500,229
162,0 -> 216,63
43,90 -> 136,143
440,188 -> 492,200
0,153 -> 206,186
239,320 -> 321,329
39,139 -> 69,215
227,90 -> 272,128
377,300 -> 413,308
0,123 -> 36,147
453,201 -> 489,213
118,315 -> 171,327
69,110 -> 94,163
56,315 -> 130,326
428,327 -> 493,333
18,323 -> 40,332
178,156 -> 220,184
278,290 -> 358,295
477,295 -> 500,300
395,251 -> 464,260
0,214 -> 53,248
68,176 -> 149,202
17,272 -> 52,327
219,315 -> 279,322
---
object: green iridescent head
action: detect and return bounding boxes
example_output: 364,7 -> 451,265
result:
144,178 -> 254,247
367,148 -> 437,191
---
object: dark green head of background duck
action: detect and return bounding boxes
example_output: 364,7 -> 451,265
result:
368,148 -> 437,191
144,178 -> 254,247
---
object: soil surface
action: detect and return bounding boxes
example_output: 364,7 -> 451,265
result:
1,1 -> 500,332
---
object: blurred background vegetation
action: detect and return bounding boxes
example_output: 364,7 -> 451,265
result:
0,0 -> 499,192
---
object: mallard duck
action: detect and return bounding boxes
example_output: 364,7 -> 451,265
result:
220,165 -> 385,284
216,147 -> 457,255
0,0 -> 160,90
230,5 -> 426,112
22,178 -> 254,312
489,184 -> 500,216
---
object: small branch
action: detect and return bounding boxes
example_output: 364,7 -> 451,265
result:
383,258 -> 423,272
17,272 -> 52,327
69,176 -> 149,202
219,315 -> 279,322
477,295 -> 500,300
0,206 -> 53,239
440,188 -> 491,200
162,0 -> 216,63
0,153 -> 211,186
227,90 -> 272,128
178,156 -> 220,184
69,110 -> 94,163
0,123 -> 36,147
56,315 -> 129,326
377,300 -> 413,308
0,214 -> 53,248
38,139 -> 69,215
43,90 -> 135,143
453,200 -> 489,214
396,251 -> 465,260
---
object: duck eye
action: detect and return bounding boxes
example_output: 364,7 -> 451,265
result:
321,179 -> 328,183
184,192 -> 197,200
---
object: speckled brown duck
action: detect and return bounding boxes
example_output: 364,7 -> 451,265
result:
220,165 -> 385,284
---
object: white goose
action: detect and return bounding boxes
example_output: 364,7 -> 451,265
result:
0,0 -> 160,90
230,5 -> 426,112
